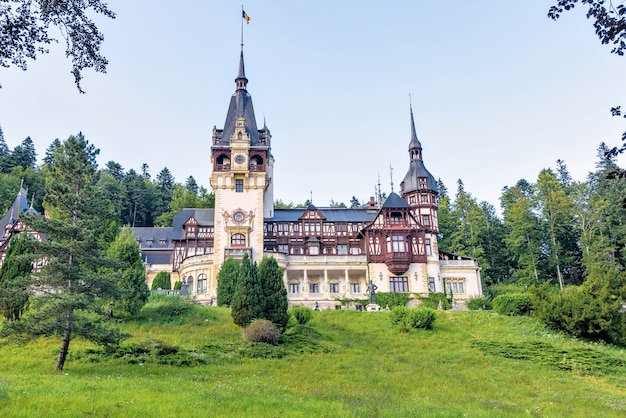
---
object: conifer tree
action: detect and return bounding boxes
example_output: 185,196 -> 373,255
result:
231,253 -> 265,327
0,134 -> 128,370
216,258 -> 240,306
258,256 -> 288,331
0,234 -> 35,320
151,271 -> 171,290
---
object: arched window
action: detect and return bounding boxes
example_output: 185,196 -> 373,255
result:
231,233 -> 245,247
187,275 -> 194,293
197,274 -> 207,293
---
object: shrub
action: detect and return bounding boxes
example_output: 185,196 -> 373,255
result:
243,319 -> 281,345
173,281 -> 182,290
487,283 -> 527,299
136,295 -> 193,322
290,306 -> 313,325
467,296 -> 492,310
407,307 -> 436,329
151,271 -> 171,290
419,292 -> 451,310
492,293 -> 532,316
389,306 -> 410,326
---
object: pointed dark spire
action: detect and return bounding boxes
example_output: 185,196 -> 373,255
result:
408,104 -> 422,162
235,48 -> 248,92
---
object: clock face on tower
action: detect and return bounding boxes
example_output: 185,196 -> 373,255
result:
234,154 -> 246,165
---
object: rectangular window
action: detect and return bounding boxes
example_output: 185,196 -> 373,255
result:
309,283 -> 319,293
289,283 -> 299,294
349,247 -> 361,255
420,194 -> 428,203
308,246 -> 319,255
329,283 -> 339,293
387,235 -> 406,253
444,279 -> 466,295
235,179 -> 244,193
337,244 -> 348,255
428,277 -> 436,293
389,277 -> 409,293
425,239 -> 431,255
422,215 -> 430,225
350,283 -> 360,293
278,245 -> 288,253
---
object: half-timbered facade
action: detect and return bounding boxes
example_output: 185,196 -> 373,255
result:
133,47 -> 483,308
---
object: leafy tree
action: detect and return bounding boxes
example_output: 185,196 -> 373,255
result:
155,184 -> 214,227
1,134 -> 128,370
216,258 -> 240,306
0,0 -> 116,92
258,256 -> 288,331
0,234 -> 35,320
106,226 -> 149,318
329,199 -> 346,208
151,271 -> 171,290
231,253 -> 265,327
274,199 -> 294,209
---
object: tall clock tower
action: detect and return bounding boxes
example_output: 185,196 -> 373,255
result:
210,48 -> 273,273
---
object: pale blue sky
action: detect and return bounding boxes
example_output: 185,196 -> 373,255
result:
1,1 -> 625,210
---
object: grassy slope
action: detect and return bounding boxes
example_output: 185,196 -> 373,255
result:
1,305 -> 625,417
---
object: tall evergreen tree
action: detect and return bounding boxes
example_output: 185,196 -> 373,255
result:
258,256 -> 289,331
1,134 -> 128,370
43,139 -> 61,166
11,136 -> 37,169
216,258 -> 241,306
231,253 -> 265,328
0,234 -> 35,320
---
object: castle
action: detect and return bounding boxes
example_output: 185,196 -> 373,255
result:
131,46 -> 483,309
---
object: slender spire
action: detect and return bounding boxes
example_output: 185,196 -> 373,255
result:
389,164 -> 394,193
235,48 -> 248,92
408,103 -> 422,162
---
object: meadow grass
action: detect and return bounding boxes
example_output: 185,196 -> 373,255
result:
1,301 -> 626,417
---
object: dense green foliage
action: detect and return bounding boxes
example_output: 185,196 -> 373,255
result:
258,256 -> 289,330
466,295 -> 492,310
151,271 -> 172,290
389,306 -> 437,330
231,253 -> 265,327
290,306 -> 313,325
106,226 -> 150,318
242,319 -> 281,345
374,291 -> 410,308
419,292 -> 451,310
0,234 -> 35,320
492,293 -> 533,316
216,258 -> 240,306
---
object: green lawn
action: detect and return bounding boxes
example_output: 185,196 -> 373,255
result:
1,302 -> 625,417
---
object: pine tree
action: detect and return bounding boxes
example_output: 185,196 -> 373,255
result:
216,258 -> 240,306
231,253 -> 265,327
0,134 -> 128,370
258,256 -> 288,331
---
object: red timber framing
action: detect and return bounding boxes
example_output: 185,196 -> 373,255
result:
364,204 -> 426,275
172,216 -> 215,271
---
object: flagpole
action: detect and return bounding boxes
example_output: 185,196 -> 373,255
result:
241,5 -> 244,50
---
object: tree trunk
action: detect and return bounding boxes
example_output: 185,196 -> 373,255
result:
55,307 -> 73,370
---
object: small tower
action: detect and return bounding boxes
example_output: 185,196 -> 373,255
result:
400,105 -> 439,235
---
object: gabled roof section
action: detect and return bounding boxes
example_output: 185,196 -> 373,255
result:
382,192 -> 411,209
131,227 -> 174,250
172,208 -> 215,239
299,204 -> 326,221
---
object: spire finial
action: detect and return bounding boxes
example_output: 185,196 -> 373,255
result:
389,164 -> 394,193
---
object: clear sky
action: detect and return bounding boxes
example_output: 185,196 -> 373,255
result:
1,1 -> 626,212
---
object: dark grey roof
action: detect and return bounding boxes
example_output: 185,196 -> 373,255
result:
142,252 -> 173,265
401,160 -> 438,194
409,105 -> 422,150
0,187 -> 31,240
131,227 -> 174,249
172,208 -> 215,239
382,192 -> 410,209
267,208 -> 376,223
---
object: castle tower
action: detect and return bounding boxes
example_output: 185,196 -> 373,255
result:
210,48 -> 272,267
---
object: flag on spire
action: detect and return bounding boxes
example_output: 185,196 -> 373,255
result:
242,10 -> 250,24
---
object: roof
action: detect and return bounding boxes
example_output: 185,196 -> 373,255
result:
381,192 -> 411,209
267,208 -> 377,223
131,227 -> 174,249
401,160 -> 438,193
172,208 -> 215,239
0,187 -> 31,241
